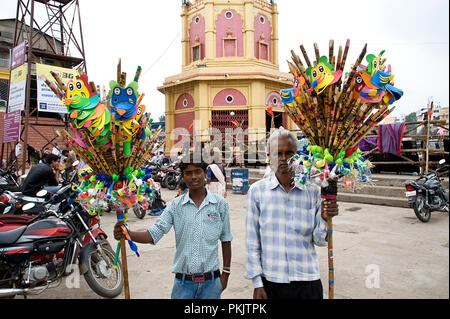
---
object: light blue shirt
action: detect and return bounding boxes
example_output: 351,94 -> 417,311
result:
245,174 -> 328,288
148,189 -> 233,274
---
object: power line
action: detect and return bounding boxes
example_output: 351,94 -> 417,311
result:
141,30 -> 181,78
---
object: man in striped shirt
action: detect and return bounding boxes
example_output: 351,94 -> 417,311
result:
245,129 -> 339,299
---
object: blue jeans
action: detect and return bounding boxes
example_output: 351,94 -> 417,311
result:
171,273 -> 223,299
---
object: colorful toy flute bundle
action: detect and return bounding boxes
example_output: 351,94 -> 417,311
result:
281,39 -> 403,189
288,142 -> 374,191
44,60 -> 166,298
75,167 -> 158,216
44,59 -> 165,212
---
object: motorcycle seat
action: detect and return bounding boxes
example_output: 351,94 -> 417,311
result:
0,226 -> 27,245
19,196 -> 46,203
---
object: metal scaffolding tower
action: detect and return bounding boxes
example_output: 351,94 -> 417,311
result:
2,0 -> 87,173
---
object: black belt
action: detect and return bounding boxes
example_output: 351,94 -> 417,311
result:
175,270 -> 220,282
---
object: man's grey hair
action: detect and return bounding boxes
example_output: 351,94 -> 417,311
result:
266,128 -> 299,156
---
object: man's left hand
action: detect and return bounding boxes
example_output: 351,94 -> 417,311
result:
322,199 -> 339,221
220,272 -> 229,291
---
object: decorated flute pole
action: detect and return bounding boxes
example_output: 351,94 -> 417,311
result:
321,178 -> 338,299
299,44 -> 312,68
116,209 -> 131,299
49,71 -> 67,92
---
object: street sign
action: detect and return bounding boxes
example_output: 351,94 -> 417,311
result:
2,109 -> 21,143
11,41 -> 26,70
7,64 -> 27,113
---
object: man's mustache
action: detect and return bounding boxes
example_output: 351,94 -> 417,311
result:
277,160 -> 290,167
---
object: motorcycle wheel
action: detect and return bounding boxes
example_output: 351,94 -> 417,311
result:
132,204 -> 146,219
0,271 -> 14,299
164,174 -> 178,191
160,176 -> 167,188
413,195 -> 431,223
82,240 -> 124,298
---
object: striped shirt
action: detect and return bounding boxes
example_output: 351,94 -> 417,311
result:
245,174 -> 328,288
148,189 -> 233,274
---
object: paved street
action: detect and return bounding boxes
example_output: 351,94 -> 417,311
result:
24,187 -> 449,299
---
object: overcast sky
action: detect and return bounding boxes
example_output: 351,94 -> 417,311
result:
1,0 -> 448,120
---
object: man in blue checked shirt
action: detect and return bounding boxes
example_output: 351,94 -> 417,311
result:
245,129 -> 339,299
114,160 -> 232,299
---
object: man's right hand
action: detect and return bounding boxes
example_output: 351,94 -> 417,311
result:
113,221 -> 125,241
253,287 -> 268,299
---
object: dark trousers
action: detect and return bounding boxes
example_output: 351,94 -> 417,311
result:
262,277 -> 323,299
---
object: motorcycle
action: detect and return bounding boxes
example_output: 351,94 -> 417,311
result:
162,161 -> 181,191
0,158 -> 20,189
0,185 -> 124,298
404,159 -> 449,222
1,160 -> 83,216
1,190 -> 47,215
60,160 -> 81,186
146,162 -> 164,185
0,173 -> 20,194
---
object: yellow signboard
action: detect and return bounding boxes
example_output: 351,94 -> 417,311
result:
8,64 -> 27,112
10,64 -> 27,83
35,63 -> 78,113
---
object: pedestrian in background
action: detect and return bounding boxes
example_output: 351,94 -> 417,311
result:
206,149 -> 227,198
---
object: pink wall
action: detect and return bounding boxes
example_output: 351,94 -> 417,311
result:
175,93 -> 195,110
213,88 -> 247,106
189,15 -> 206,62
254,13 -> 272,61
265,91 -> 282,108
174,111 -> 195,143
215,10 -> 244,57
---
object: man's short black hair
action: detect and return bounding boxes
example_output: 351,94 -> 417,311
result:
44,153 -> 60,164
62,149 -> 69,155
179,161 -> 208,175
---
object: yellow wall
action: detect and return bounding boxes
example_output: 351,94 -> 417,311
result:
0,69 -> 9,80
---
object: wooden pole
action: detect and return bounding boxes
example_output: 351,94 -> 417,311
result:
425,103 -> 431,174
327,217 -> 334,299
120,237 -> 130,299
321,179 -> 337,299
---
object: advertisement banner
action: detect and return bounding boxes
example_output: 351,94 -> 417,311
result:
11,41 -> 26,70
2,109 -> 21,143
7,63 -> 27,113
36,63 -> 78,113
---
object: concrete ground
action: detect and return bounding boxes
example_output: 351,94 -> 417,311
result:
24,188 -> 448,299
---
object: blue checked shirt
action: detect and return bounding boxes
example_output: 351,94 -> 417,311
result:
148,190 -> 233,274
245,174 -> 328,288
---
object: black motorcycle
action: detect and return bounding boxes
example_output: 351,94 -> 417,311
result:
0,185 -> 123,298
2,160 -> 82,216
146,162 -> 164,184
162,161 -> 181,191
405,159 -> 449,222
1,189 -> 47,215
0,163 -> 20,191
